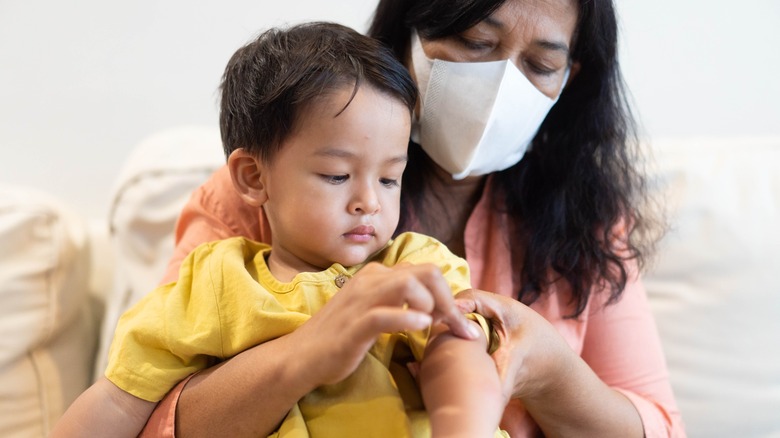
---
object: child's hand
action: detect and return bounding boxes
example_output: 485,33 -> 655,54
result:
388,262 -> 482,341
289,262 -> 479,388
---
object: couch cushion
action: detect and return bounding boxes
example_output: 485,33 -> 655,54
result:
0,185 -> 96,437
95,125 -> 224,377
644,137 -> 780,437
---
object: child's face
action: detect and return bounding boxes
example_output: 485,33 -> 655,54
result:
261,84 -> 411,275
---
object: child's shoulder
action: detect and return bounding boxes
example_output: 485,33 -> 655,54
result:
175,236 -> 273,289
380,232 -> 472,294
391,231 -> 445,247
191,236 -> 271,255
182,236 -> 272,271
380,232 -> 460,264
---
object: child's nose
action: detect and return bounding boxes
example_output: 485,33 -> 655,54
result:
350,186 -> 381,215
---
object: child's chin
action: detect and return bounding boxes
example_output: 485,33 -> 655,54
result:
337,256 -> 367,267
336,250 -> 376,267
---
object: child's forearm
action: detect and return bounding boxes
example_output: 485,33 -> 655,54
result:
50,376 -> 156,438
420,322 -> 504,438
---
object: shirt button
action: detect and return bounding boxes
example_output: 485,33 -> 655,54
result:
334,274 -> 348,288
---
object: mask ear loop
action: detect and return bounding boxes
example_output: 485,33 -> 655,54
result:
557,66 -> 572,100
554,67 -> 571,100
409,29 -> 434,144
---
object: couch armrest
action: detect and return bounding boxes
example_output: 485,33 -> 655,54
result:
0,185 -> 99,437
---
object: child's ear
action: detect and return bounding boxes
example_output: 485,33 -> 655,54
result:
227,149 -> 267,208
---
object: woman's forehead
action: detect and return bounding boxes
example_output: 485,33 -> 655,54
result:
483,0 -> 579,45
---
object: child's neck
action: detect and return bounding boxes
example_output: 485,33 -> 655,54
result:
265,251 -> 331,283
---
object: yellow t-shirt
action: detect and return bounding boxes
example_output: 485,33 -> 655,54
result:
106,232 -> 499,437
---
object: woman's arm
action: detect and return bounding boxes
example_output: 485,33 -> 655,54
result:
174,331 -> 329,437
579,271 -> 685,437
420,321 -> 504,438
455,289 -> 650,438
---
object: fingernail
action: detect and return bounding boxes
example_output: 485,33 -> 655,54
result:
413,313 -> 432,328
468,323 -> 481,339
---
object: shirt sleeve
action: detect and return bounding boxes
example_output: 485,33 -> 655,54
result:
581,263 -> 686,437
106,243 -> 225,402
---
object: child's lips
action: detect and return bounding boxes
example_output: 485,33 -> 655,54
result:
344,225 -> 375,241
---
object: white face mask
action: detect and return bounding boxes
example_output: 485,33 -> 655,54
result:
410,31 -> 568,180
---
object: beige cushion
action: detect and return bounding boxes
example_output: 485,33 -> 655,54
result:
0,185 -> 96,437
95,125 -> 224,376
644,137 -> 780,437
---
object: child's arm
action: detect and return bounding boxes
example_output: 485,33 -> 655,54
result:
50,376 -> 156,438
419,320 -> 504,438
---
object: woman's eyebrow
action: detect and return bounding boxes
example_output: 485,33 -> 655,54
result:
482,15 -> 506,32
534,39 -> 570,54
483,16 -> 570,55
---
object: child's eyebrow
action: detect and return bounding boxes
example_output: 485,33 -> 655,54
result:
314,148 -> 355,159
314,148 -> 408,164
386,155 -> 409,165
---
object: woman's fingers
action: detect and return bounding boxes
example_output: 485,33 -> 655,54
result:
454,288 -> 511,321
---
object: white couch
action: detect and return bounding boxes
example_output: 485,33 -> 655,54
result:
1,127 -> 778,437
643,137 -> 780,437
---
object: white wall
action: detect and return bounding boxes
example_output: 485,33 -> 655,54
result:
0,0 -> 378,218
1,0 -> 778,219
618,0 -> 780,139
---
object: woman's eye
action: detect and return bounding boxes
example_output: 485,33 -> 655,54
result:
380,178 -> 400,188
527,62 -> 557,76
456,35 -> 491,51
321,174 -> 348,184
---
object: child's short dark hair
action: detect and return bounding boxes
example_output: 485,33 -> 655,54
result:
219,21 -> 418,161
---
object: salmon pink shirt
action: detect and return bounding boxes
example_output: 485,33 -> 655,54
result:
144,165 -> 685,438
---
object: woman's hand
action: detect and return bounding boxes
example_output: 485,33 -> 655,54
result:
453,289 -> 573,404
454,289 -> 645,438
291,262 -> 480,387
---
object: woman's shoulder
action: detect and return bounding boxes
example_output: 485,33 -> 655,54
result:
181,164 -> 268,241
163,167 -> 269,284
194,165 -> 251,217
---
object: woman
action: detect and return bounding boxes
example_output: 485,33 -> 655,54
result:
146,0 -> 683,436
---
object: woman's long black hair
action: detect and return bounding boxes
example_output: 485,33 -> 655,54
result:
369,0 -> 661,317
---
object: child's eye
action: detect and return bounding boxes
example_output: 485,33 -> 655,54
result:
321,174 -> 349,184
380,178 -> 400,188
